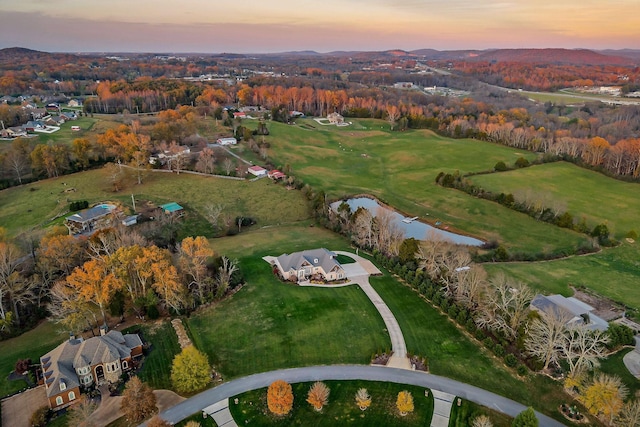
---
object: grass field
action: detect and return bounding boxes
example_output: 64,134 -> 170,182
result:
449,398 -> 512,427
0,167 -> 310,238
0,321 -> 66,397
228,381 -> 435,426
484,242 -> 640,311
186,255 -> 391,378
470,162 -> 640,238
257,118 -> 587,255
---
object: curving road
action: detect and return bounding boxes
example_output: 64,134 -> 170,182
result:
146,365 -> 566,427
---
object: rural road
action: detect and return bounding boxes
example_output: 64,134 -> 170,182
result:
146,365 -> 566,427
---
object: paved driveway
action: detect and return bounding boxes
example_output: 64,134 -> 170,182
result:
146,365 -> 565,427
1,385 -> 48,427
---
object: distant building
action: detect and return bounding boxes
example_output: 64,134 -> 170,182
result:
393,82 -> 414,89
216,137 -> 237,146
67,99 -> 83,107
160,202 -> 184,216
247,165 -> 267,177
327,112 -> 344,124
268,169 -> 286,180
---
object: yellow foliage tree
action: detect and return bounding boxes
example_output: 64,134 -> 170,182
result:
579,373 -> 627,425
267,380 -> 294,416
306,381 -> 329,411
170,346 -> 210,394
396,390 -> 414,416
65,259 -> 122,325
355,388 -> 371,411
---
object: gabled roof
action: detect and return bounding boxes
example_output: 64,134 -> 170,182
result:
66,204 -> 116,224
276,248 -> 341,275
160,202 -> 183,213
40,331 -> 143,398
531,294 -> 609,331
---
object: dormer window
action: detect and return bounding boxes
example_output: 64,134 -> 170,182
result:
59,380 -> 66,391
314,258 -> 319,263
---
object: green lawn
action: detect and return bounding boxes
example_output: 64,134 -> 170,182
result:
367,271 -> 571,423
0,167 -> 310,238
470,162 -> 640,238
123,321 -> 181,390
599,348 -> 640,396
186,256 -> 390,379
0,321 -> 67,397
484,242 -> 640,311
449,398 -> 512,427
260,118 -> 587,255
229,380 -> 434,427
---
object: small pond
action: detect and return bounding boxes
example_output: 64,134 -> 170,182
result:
331,197 -> 484,247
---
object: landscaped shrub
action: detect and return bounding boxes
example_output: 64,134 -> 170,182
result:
627,230 -> 638,240
494,161 -> 508,172
69,200 -> 89,211
475,329 -> 486,340
517,364 -> 528,376
447,305 -> 459,319
30,406 -> 49,427
396,390 -> 414,416
306,381 -> 330,411
456,310 -> 468,324
483,337 -> 494,351
355,388 -> 371,411
267,380 -> 294,416
504,353 -> 518,368
493,344 -> 505,357
514,157 -> 530,168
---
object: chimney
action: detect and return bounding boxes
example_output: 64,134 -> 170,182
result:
99,324 -> 108,336
69,332 -> 75,341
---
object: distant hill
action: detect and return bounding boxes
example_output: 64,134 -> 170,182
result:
598,49 -> 640,62
473,48 -> 634,65
0,47 -> 48,60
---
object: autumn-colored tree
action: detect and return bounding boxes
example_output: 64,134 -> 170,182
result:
72,138 -> 93,170
171,346 -> 210,394
306,381 -> 330,411
48,280 -> 99,334
146,416 -> 172,427
579,373 -> 628,425
65,259 -> 122,325
512,407 -> 538,427
615,399 -> 640,426
178,236 -> 214,304
152,257 -> 185,313
355,388 -> 371,411
267,380 -> 294,416
38,234 -> 86,276
120,376 -> 157,423
396,390 -> 414,416
67,396 -> 97,427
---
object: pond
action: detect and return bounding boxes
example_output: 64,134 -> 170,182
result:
331,197 -> 484,247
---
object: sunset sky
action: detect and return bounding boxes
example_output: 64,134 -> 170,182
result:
0,0 -> 638,53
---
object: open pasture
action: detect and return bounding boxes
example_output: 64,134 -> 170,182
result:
262,119 -> 587,254
0,167 -> 309,237
470,161 -> 640,238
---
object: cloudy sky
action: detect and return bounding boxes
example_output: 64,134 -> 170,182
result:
0,0 -> 638,53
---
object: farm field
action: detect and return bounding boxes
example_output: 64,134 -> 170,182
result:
484,242 -> 640,311
0,167 -> 310,238
470,161 -> 640,238
260,119 -> 588,255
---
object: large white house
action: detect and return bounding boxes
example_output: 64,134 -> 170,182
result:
271,248 -> 346,282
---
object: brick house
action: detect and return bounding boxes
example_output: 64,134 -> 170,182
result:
40,330 -> 143,410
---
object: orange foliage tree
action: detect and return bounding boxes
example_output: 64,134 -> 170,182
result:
306,381 -> 330,411
267,380 -> 294,415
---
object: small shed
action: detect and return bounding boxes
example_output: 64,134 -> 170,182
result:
160,202 -> 184,215
121,215 -> 139,227
248,166 -> 267,177
268,169 -> 286,180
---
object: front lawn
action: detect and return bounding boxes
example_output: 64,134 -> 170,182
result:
229,380 -> 434,426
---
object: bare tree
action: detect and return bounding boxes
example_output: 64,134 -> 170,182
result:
5,150 -> 30,185
48,280 -> 99,334
67,396 -> 97,427
215,256 -> 238,299
195,147 -> 216,174
386,105 -> 400,131
454,264 -> 488,310
476,275 -> 533,342
0,242 -> 23,327
223,157 -> 234,176
374,208 -> 403,256
525,307 -> 572,370
615,399 -> 640,427
562,325 -> 609,376
350,207 -> 374,248
203,203 -> 225,231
